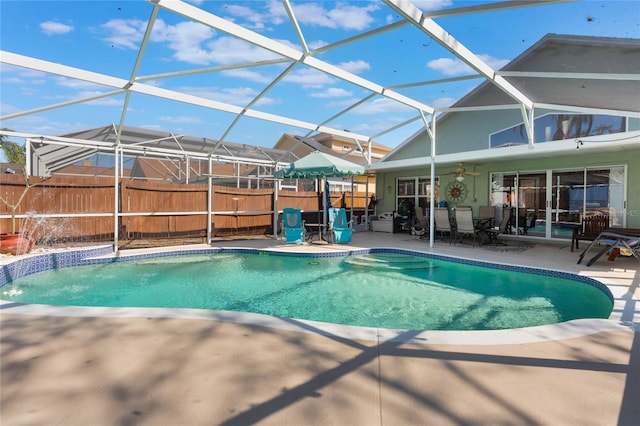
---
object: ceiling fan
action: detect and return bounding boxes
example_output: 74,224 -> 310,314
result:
442,163 -> 481,182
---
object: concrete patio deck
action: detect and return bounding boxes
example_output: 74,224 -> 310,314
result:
1,231 -> 638,425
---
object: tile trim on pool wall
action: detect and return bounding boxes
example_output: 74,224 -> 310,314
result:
1,245 -> 613,305
0,245 -> 114,286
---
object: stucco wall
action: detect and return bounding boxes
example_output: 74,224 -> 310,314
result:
375,148 -> 640,229
386,112 -> 639,161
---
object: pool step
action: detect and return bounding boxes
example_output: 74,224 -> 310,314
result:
343,254 -> 438,270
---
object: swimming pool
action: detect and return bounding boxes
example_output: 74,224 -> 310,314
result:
1,248 -> 613,331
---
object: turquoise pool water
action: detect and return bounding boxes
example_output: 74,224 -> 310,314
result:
5,252 -> 613,331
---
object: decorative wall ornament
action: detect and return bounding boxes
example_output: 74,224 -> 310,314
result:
445,181 -> 468,203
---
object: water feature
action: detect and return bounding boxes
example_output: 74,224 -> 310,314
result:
2,212 -> 73,297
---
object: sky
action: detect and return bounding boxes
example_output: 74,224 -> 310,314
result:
1,0 -> 639,161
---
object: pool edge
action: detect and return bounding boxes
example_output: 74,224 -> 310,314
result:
1,244 -> 634,345
0,300 -> 634,345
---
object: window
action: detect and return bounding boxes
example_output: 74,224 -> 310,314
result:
490,114 -> 627,148
397,176 -> 438,216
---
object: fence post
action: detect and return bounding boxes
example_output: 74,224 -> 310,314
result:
273,183 -> 278,239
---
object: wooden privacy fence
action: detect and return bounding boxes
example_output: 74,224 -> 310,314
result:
1,174 -> 372,243
0,174 -> 114,242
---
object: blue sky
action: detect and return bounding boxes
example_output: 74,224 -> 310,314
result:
1,0 -> 639,160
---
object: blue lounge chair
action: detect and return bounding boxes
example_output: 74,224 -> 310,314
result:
328,208 -> 353,244
282,208 -> 306,244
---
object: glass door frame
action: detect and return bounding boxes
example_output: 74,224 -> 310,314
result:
492,165 -> 627,241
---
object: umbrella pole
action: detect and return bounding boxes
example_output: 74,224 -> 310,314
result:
316,178 -> 323,231
350,176 -> 354,225
323,178 -> 328,230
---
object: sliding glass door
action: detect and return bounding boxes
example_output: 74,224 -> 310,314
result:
491,166 -> 626,241
490,172 -> 546,235
550,170 -> 584,239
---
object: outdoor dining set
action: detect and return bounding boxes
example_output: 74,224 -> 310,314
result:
379,205 -> 511,247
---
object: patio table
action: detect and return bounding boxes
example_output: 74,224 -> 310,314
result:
305,223 -> 330,244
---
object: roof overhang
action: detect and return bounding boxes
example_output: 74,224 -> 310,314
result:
368,130 -> 640,172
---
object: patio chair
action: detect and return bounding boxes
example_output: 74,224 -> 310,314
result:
478,206 -> 496,223
506,208 -> 529,234
434,207 -> 453,243
454,206 -> 478,246
411,206 -> 428,239
328,207 -> 353,244
485,208 -> 511,245
282,208 -> 306,244
571,214 -> 609,252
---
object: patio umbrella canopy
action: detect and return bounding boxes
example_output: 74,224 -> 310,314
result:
274,151 -> 365,235
273,151 -> 365,179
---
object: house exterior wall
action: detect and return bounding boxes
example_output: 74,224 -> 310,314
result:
386,111 -> 639,161
375,140 -> 640,229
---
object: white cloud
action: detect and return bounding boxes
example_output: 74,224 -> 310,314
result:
283,67 -> 335,88
310,87 -> 353,98
55,76 -> 106,91
204,36 -> 280,65
427,54 -> 509,76
431,97 -> 456,109
324,98 -> 360,110
100,18 -> 281,65
222,4 -> 269,30
1,64 -> 48,80
289,2 -> 379,31
427,57 -> 472,76
308,40 -> 328,50
353,97 -> 414,115
40,21 -> 74,35
101,19 -> 147,49
151,20 -> 215,64
337,60 -> 371,74
0,103 -> 21,115
85,97 -> 123,107
2,114 -> 88,138
350,115 -> 411,133
413,0 -> 453,12
478,54 -> 510,71
1,76 -> 24,85
159,115 -> 203,124
220,69 -> 275,84
140,124 -> 164,131
177,85 -> 277,107
220,0 -> 288,29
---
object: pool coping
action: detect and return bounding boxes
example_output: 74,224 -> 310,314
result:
1,244 -> 636,345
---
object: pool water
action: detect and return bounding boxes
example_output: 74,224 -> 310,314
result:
5,252 -> 613,331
